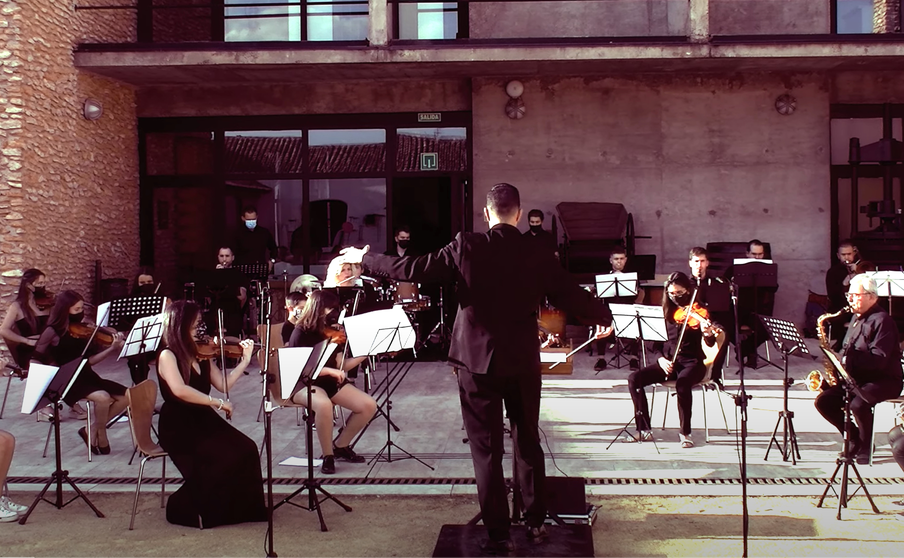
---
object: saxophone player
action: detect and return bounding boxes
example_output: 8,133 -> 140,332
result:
815,275 -> 903,464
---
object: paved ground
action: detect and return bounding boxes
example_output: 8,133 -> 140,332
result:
2,337 -> 903,556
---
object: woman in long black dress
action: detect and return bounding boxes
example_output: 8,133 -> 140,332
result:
0,268 -> 49,368
156,300 -> 266,528
33,290 -> 128,454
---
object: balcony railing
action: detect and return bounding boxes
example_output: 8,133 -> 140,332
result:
74,0 -> 903,46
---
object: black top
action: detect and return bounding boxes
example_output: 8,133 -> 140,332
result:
234,225 -> 277,265
363,223 -> 612,375
841,304 -> 903,386
825,263 -> 850,313
522,228 -> 557,256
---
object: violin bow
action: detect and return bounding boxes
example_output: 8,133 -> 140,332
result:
670,287 -> 700,368
216,308 -> 231,415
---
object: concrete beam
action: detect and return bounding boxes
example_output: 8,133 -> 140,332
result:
689,0 -> 710,43
369,0 -> 389,47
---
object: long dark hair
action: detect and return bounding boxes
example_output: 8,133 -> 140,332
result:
16,268 -> 44,331
130,266 -> 155,296
663,272 -> 695,324
297,289 -> 340,333
46,290 -> 83,335
162,300 -> 201,384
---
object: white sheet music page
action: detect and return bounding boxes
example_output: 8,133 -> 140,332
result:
342,306 -> 415,357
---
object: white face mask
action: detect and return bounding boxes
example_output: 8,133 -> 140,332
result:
245,220 -> 257,230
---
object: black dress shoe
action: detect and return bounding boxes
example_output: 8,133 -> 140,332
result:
527,524 -> 548,543
480,538 -> 514,555
593,359 -> 607,371
78,427 -> 100,455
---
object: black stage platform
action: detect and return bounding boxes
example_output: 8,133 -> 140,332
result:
432,524 -> 594,557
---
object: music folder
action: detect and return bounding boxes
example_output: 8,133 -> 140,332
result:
21,358 -> 88,414
277,340 -> 337,401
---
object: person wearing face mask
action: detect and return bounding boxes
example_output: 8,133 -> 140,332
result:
33,290 -> 127,455
123,267 -> 164,384
1,268 -> 51,370
522,209 -> 558,259
233,205 -> 278,272
626,272 -> 720,449
384,225 -> 417,258
284,290 -> 376,474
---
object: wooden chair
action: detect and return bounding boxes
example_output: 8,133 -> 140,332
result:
655,331 -> 732,443
126,380 -> 167,530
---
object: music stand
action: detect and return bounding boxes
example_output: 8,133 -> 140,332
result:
760,315 -> 810,464
106,296 -> 166,333
18,359 -> 104,524
865,270 -> 904,317
816,346 -> 880,519
119,313 -> 165,360
732,260 -> 779,370
273,341 -> 352,531
596,274 -> 638,368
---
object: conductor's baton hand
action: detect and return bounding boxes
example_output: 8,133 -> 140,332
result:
338,245 -> 370,264
595,325 -> 613,339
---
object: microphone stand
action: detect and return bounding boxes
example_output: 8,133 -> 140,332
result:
730,281 -> 751,557
259,295 -> 277,557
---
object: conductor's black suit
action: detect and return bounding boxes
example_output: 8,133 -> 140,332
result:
363,223 -> 612,540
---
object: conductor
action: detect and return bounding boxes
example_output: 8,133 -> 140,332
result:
338,183 -> 613,552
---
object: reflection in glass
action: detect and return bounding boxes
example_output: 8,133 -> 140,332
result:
398,2 -> 458,40
831,119 -> 904,164
310,179 -> 387,263
308,0 -> 369,41
225,130 -> 304,174
396,127 -> 467,171
225,0 -> 302,41
309,129 -> 386,173
146,132 -> 215,175
835,0 -> 873,33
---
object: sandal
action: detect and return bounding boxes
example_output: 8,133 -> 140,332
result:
679,434 -> 694,448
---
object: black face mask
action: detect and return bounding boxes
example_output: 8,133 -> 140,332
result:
33,286 -> 47,297
529,225 -> 542,234
397,240 -> 410,249
69,312 -> 84,324
139,284 -> 156,295
669,293 -> 691,307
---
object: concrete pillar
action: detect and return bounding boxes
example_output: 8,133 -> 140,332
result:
873,0 -> 902,33
369,0 -> 389,46
688,0 -> 710,43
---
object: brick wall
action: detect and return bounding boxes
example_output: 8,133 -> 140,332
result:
0,0 -> 139,354
874,0 -> 902,33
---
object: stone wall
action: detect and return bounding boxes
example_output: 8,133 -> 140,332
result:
471,74 -> 830,324
874,0 -> 902,33
710,0 -> 830,35
0,0 -> 139,351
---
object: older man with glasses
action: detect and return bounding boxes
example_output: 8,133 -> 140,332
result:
815,274 -> 904,464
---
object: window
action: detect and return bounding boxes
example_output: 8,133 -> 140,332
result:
835,0 -> 873,33
398,2 -> 458,40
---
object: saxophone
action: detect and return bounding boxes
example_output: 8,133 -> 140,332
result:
806,306 -> 850,392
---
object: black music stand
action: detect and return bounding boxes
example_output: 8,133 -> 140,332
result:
236,263 -> 270,328
596,274 -> 640,367
107,295 -> 166,333
732,260 -> 779,370
359,322 -> 434,478
760,315 -> 810,464
273,341 -> 352,532
18,359 -> 104,524
816,346 -> 880,519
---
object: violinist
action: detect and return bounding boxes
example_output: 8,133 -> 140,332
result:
284,290 -> 376,475
33,290 -> 128,455
626,272 -> 720,448
156,300 -> 266,528
1,269 -> 50,369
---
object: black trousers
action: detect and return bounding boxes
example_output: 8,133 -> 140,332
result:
628,357 -> 705,436
815,376 -> 903,450
458,361 -> 545,541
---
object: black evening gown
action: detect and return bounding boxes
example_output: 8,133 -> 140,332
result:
158,359 -> 266,528
43,333 -> 127,407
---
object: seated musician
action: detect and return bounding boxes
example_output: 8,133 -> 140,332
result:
125,266 -> 164,385
594,248 -> 645,371
626,272 -> 720,448
689,247 -> 732,386
284,290 -> 377,474
825,241 -> 876,351
205,246 -> 249,339
815,275 -> 903,465
33,290 -> 128,455
724,239 -> 777,368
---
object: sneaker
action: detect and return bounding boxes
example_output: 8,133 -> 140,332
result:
320,455 -> 336,474
333,445 -> 365,463
0,502 -> 17,523
69,402 -> 88,420
527,524 -> 548,544
0,496 -> 26,515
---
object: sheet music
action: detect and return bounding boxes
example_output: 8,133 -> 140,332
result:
733,258 -> 774,265
119,313 -> 165,359
342,306 -> 415,357
596,272 -> 638,298
97,302 -> 111,327
278,347 -> 314,400
865,270 -> 904,297
540,352 -> 567,363
21,363 -> 58,415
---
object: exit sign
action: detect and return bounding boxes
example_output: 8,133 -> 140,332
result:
420,152 -> 438,171
417,112 -> 441,123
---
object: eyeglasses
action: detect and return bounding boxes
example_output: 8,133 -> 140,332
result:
846,292 -> 872,299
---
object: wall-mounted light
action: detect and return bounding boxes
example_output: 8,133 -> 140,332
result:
83,98 -> 103,121
505,80 -> 526,120
774,93 -> 796,116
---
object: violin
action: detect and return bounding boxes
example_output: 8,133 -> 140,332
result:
68,322 -> 117,348
324,325 -> 348,345
34,290 -> 55,311
673,303 -> 722,335
196,337 -> 245,360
